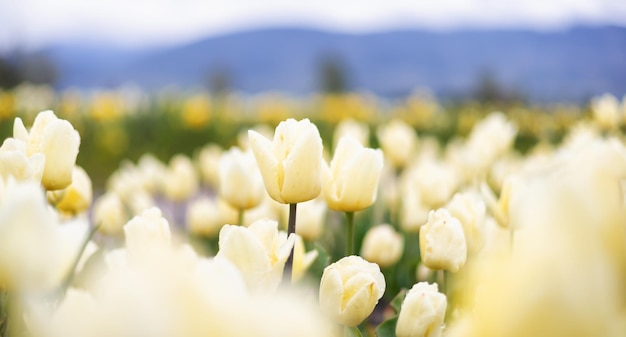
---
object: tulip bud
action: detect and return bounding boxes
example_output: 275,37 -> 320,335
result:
396,282 -> 447,337
376,119 -> 417,168
186,197 -> 235,237
294,198 -> 326,240
361,224 -> 404,268
322,136 -> 384,212
197,144 -> 222,189
399,187 -> 430,232
319,255 -> 385,327
93,192 -> 128,235
420,209 -> 467,272
218,147 -> 265,210
333,118 -> 370,149
48,166 -> 93,215
592,93 -> 620,131
248,118 -> 323,204
163,154 -> 198,202
216,219 -> 295,292
123,207 -> 172,257
14,110 -> 81,190
0,138 -> 45,182
446,191 -> 486,254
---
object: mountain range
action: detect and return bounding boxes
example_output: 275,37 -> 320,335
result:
42,25 -> 626,102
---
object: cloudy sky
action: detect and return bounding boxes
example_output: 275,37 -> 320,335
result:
1,0 -> 625,51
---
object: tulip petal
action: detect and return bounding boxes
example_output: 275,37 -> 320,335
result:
280,126 -> 322,203
249,130 -> 283,203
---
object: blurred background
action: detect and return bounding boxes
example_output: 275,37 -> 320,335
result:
0,0 -> 625,188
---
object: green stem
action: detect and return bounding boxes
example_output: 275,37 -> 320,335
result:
345,211 -> 355,256
237,209 -> 244,226
439,269 -> 447,295
284,203 -> 297,283
60,223 -> 100,293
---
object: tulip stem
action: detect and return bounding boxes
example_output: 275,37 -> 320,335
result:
238,209 -> 244,226
345,212 -> 355,256
439,269 -> 447,295
284,203 -> 298,282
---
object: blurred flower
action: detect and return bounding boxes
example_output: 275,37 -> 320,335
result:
446,191 -> 486,255
93,192 -> 128,235
319,255 -> 385,327
48,166 -> 93,215
416,264 -> 435,282
591,93 -> 620,131
163,154 -> 198,202
322,136 -> 383,212
396,282 -> 447,337
292,235 -> 318,282
124,207 -> 172,258
14,110 -> 81,190
399,187 -> 430,232
181,94 -> 211,129
377,119 -> 418,169
218,147 -> 265,210
196,143 -> 222,189
248,118 -> 323,204
0,137 -> 45,182
420,208 -> 467,272
186,197 -> 236,238
405,158 -> 458,208
333,118 -> 370,148
360,224 -> 404,268
217,219 -> 295,292
294,198 -> 326,241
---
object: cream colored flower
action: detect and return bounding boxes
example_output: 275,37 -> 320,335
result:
248,118 -> 323,204
124,207 -> 172,257
186,197 -> 235,237
396,282 -> 447,337
218,147 -> 265,210
48,166 -> 93,215
446,191 -> 486,254
196,143 -> 222,189
361,224 -> 404,268
292,235 -> 318,282
14,110 -> 81,190
93,192 -> 128,235
319,255 -> 386,327
333,118 -> 370,148
322,136 -> 383,212
216,219 -> 296,292
420,209 -> 467,272
0,138 -> 45,182
399,186 -> 430,232
376,119 -> 417,168
294,198 -> 326,241
591,93 -> 621,131
162,154 -> 198,202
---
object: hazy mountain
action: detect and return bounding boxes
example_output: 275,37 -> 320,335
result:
43,26 -> 626,101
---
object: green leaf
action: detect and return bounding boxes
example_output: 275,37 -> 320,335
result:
375,316 -> 398,337
344,326 -> 363,337
390,289 -> 407,314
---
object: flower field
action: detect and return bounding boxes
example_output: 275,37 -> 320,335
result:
0,83 -> 625,337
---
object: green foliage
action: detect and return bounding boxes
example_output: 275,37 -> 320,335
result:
375,316 -> 398,337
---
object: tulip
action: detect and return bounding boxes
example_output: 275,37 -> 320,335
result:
396,282 -> 447,337
48,166 -> 93,215
93,192 -> 128,235
376,119 -> 418,169
14,110 -> 81,190
216,219 -> 296,292
333,118 -> 370,148
446,191 -> 486,254
292,235 -> 318,282
591,93 -> 620,131
197,143 -> 222,189
218,147 -> 265,214
294,198 -> 326,241
248,118 -> 323,204
319,255 -> 385,327
361,224 -> 404,268
0,138 -> 45,182
186,197 -> 237,237
322,136 -> 384,212
420,209 -> 467,272
124,207 -> 172,258
162,154 -> 198,202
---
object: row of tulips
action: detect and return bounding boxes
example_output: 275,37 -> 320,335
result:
1,93 -> 626,337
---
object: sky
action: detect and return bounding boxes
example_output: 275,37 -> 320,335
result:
1,0 -> 626,51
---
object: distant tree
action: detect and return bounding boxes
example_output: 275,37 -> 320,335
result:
318,56 -> 348,94
18,53 -> 57,85
207,67 -> 231,95
473,69 -> 525,104
0,57 -> 20,89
